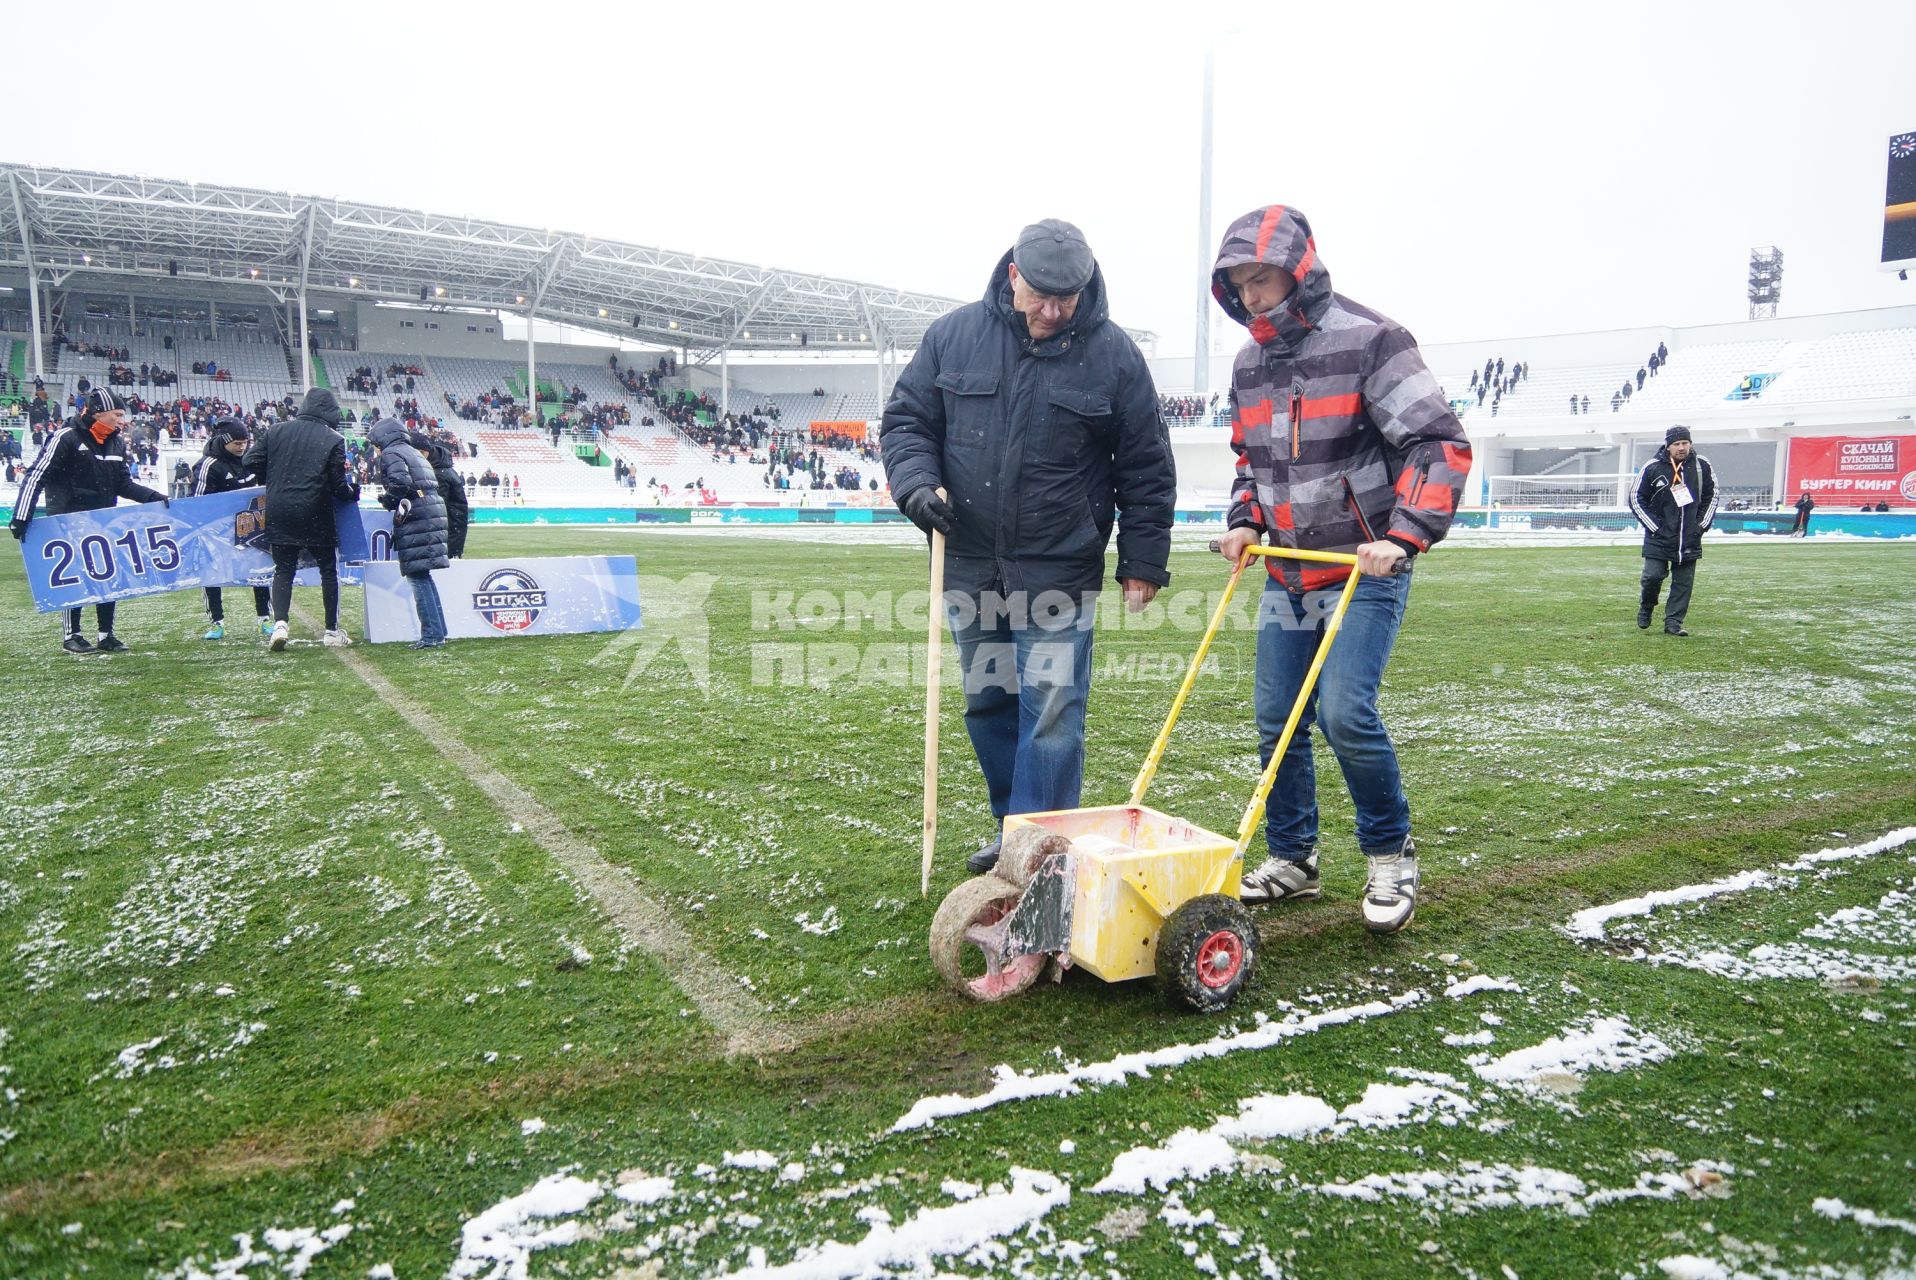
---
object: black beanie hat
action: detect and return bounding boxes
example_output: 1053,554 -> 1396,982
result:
1665,424 -> 1692,445
80,387 -> 126,427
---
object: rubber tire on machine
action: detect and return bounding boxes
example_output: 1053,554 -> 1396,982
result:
1155,894 -> 1258,1012
929,875 -> 1047,1002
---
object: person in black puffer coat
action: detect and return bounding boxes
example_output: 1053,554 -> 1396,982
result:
371,420 -> 451,648
409,426 -> 469,557
190,415 -> 272,640
1629,424 -> 1717,636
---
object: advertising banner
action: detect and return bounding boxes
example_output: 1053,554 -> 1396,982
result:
361,555 -> 641,644
17,489 -> 383,613
1784,436 -> 1916,506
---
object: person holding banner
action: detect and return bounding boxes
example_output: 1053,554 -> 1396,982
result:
190,416 -> 273,640
242,389 -> 361,651
9,387 -> 167,654
369,421 -> 451,649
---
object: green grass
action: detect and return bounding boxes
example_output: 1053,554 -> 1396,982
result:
0,532 -> 1912,1278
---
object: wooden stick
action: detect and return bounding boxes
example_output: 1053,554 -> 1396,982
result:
920,489 -> 947,897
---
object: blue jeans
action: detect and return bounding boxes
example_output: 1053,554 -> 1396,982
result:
946,591 -> 1097,822
409,572 -> 448,644
1254,571 -> 1412,861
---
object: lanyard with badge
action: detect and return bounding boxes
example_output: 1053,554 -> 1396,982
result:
1669,459 -> 1694,508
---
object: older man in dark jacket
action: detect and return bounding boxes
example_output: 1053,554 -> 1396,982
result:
242,388 -> 360,650
881,219 -> 1174,874
1631,424 -> 1716,636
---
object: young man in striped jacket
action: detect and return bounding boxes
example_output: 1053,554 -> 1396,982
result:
1211,205 -> 1472,934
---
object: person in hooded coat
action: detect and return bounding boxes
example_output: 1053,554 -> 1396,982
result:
880,218 -> 1174,875
190,415 -> 272,640
409,425 -> 469,557
242,388 -> 361,649
1210,204 -> 1472,936
10,387 -> 168,653
370,420 -> 451,648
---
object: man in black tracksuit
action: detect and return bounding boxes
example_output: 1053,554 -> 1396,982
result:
410,426 -> 469,558
1630,424 -> 1716,637
9,387 -> 167,653
241,388 -> 361,650
190,415 -> 273,640
881,219 -> 1174,873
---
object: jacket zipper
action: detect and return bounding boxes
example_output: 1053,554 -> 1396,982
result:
1407,463 -> 1429,508
1288,387 -> 1302,461
1342,475 -> 1379,543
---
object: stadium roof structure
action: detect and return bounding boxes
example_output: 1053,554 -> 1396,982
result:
0,163 -> 1155,361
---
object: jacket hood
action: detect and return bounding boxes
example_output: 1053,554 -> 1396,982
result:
1211,205 -> 1334,350
296,387 -> 343,427
369,420 -> 408,450
984,247 -> 1110,357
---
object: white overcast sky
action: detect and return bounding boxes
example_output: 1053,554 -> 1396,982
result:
17,0 -> 1916,356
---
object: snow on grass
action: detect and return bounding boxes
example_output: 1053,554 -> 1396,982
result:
448,1173 -> 602,1280
1092,1080 -> 1474,1196
724,1149 -> 782,1171
1303,1157 -> 1722,1217
723,1168 -> 1068,1279
1443,974 -> 1522,998
611,1174 -> 674,1206
1469,1016 -> 1675,1092
160,1223 -> 353,1279
1812,1196 -> 1916,1236
889,989 -> 1428,1133
1566,826 -> 1916,941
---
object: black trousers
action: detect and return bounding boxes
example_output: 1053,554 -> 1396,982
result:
269,544 -> 340,631
63,603 -> 116,638
205,585 -> 272,623
1640,557 -> 1697,631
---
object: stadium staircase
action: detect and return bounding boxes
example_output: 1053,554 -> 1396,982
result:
310,352 -> 331,391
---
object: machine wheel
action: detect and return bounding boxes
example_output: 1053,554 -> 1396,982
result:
997,827 -> 1072,889
929,875 -> 1047,1002
1156,894 -> 1258,1012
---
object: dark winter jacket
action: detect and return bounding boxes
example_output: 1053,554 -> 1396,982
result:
14,421 -> 165,521
879,250 -> 1174,601
412,429 -> 469,557
1212,205 -> 1472,592
371,421 -> 450,575
1631,447 -> 1716,563
189,421 -> 257,497
241,389 -> 359,547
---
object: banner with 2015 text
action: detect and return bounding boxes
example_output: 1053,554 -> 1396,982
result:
16,489 -> 387,613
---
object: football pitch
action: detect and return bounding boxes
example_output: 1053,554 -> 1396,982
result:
1,530 -> 1913,1280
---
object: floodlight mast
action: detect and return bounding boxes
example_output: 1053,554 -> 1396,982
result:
1193,46 -> 1215,396
8,171 -> 44,378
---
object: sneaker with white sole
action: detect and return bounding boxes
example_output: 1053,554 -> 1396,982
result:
1361,840 -> 1419,935
1239,853 -> 1320,905
321,629 -> 353,647
267,621 -> 289,652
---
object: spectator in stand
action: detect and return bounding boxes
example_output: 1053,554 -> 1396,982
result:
1648,352 -> 1661,378
1636,367 -> 1647,390
242,389 -> 360,651
1657,340 -> 1668,364
1611,391 -> 1623,412
1569,394 -> 1579,415
1581,395 -> 1590,414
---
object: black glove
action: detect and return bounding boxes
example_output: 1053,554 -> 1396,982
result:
9,517 -> 28,542
899,486 -> 954,536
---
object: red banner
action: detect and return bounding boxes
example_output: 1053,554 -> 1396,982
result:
1785,435 -> 1916,505
809,420 -> 867,441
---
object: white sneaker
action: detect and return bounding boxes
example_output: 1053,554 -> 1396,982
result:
321,629 -> 353,648
267,621 -> 289,652
1240,853 -> 1320,905
1361,840 -> 1419,935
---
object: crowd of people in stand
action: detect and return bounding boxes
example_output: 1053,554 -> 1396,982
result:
105,362 -> 178,388
61,337 -> 130,361
1469,356 -> 1528,414
1159,392 -> 1222,423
